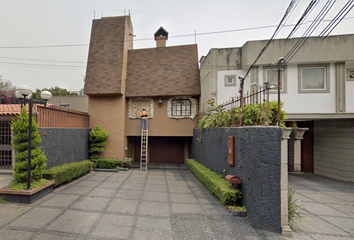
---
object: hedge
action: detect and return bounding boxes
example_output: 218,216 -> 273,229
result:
43,160 -> 93,186
92,158 -> 133,169
186,159 -> 242,205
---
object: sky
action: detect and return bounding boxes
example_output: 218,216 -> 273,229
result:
0,1 -> 354,92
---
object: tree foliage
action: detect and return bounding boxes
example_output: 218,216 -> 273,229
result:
11,108 -> 47,183
0,76 -> 19,104
32,86 -> 82,100
0,75 -> 16,94
89,126 -> 109,160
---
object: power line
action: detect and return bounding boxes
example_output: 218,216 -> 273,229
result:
287,0 -> 319,39
1,16 -> 354,50
0,56 -> 86,64
319,0 -> 354,38
284,0 -> 335,63
242,0 -> 298,81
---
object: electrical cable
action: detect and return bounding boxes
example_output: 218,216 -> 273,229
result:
287,0 -> 319,39
284,0 -> 335,63
242,0 -> 297,81
318,0 -> 353,37
321,1 -> 354,38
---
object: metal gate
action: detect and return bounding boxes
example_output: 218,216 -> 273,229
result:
0,122 -> 13,170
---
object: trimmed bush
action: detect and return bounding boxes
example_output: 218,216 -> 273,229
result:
89,126 -> 108,160
11,107 -> 47,183
186,159 -> 241,205
92,158 -> 132,169
43,160 -> 93,186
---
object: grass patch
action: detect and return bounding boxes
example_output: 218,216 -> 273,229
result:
92,158 -> 132,169
7,178 -> 51,190
186,159 -> 242,205
43,160 -> 93,187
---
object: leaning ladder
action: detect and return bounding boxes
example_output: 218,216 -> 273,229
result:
140,127 -> 148,171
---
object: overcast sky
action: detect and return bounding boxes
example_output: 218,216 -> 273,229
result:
0,1 -> 353,92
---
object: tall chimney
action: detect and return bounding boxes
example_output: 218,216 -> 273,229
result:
154,27 -> 168,48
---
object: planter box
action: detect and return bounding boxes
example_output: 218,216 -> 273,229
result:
0,181 -> 55,204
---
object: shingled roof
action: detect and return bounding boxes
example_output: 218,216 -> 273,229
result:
125,44 -> 200,97
84,16 -> 133,96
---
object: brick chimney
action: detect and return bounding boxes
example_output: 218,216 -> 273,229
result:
154,27 -> 168,48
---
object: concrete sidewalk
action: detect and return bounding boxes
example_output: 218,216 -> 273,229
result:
0,169 -> 285,240
289,173 -> 354,239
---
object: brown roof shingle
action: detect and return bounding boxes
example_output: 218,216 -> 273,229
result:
84,16 -> 133,96
125,44 -> 200,97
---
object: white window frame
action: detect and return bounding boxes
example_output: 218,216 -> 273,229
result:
298,64 -> 330,93
224,75 -> 236,86
263,66 -> 287,94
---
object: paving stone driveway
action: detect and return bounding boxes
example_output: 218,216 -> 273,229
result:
0,169 -> 285,240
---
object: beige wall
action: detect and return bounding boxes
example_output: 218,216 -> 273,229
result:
125,97 -> 195,137
242,34 -> 354,67
199,48 -> 242,110
89,96 -> 126,159
48,96 -> 88,112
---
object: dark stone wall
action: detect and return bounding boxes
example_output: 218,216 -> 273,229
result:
190,127 -> 282,233
39,128 -> 90,168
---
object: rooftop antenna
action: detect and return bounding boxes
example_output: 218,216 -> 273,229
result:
124,8 -> 125,15
194,30 -> 197,44
129,9 -> 130,16
94,11 -> 95,19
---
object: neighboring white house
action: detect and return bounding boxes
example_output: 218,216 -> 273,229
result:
200,34 -> 354,183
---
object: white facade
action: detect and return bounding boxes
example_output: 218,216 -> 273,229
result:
216,62 -> 354,114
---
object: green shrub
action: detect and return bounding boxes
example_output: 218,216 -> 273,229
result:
43,160 -> 93,186
92,158 -> 132,169
89,126 -> 109,160
186,159 -> 241,205
11,107 -> 47,183
198,99 -> 287,131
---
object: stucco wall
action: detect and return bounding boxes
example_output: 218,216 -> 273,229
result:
314,119 -> 354,182
190,127 -> 282,232
125,97 -> 196,137
39,128 -> 90,168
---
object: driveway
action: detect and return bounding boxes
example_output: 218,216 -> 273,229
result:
289,173 -> 354,239
0,169 -> 285,240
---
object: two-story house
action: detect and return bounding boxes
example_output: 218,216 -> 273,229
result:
200,34 -> 354,182
84,16 -> 200,164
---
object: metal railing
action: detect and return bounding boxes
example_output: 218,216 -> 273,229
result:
195,85 -> 271,128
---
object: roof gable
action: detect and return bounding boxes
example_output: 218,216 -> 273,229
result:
125,44 -> 200,97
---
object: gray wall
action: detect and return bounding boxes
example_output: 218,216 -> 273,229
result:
190,127 -> 282,232
314,119 -> 354,182
39,128 -> 90,168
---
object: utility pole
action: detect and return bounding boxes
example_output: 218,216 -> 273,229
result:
277,57 -> 285,126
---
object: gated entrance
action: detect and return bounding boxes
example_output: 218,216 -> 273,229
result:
0,122 -> 13,170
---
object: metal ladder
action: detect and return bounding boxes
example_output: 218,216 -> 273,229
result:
140,127 -> 148,171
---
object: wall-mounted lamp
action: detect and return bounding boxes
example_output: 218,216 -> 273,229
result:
158,97 -> 163,107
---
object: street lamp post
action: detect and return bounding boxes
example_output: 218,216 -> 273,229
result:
17,85 -> 52,190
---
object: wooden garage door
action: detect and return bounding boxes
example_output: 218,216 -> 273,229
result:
133,136 -> 185,163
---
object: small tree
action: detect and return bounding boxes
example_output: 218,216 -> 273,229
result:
89,126 -> 108,160
11,108 -> 47,183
